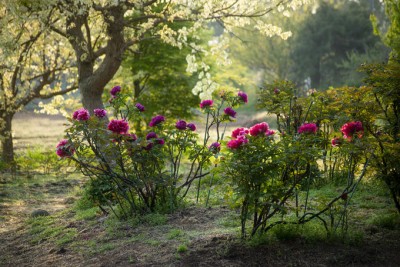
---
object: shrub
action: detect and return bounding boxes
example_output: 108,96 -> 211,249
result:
57,87 -> 247,218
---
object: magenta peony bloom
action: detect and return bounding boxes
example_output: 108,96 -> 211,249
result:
341,121 -> 363,140
249,122 -> 269,136
149,115 -> 165,127
135,103 -> 145,112
155,138 -> 165,145
187,123 -> 196,131
231,127 -> 249,139
238,91 -> 248,103
94,109 -> 107,118
146,132 -> 158,140
200,99 -> 213,109
224,107 -> 237,118
175,120 -> 187,130
73,108 -> 90,121
108,119 -> 129,134
144,143 -> 153,150
209,142 -> 221,153
237,135 -> 249,144
56,139 -> 74,158
331,137 -> 342,147
227,138 -> 246,149
110,85 -> 121,97
298,123 -> 318,134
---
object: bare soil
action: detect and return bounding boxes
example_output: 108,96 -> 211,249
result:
1,175 -> 400,267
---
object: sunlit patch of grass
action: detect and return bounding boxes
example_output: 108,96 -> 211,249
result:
74,207 -> 99,221
28,214 -> 79,246
56,228 -> 78,246
167,229 -> 185,240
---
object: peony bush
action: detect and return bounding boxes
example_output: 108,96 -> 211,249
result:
57,87 -> 247,218
57,82 -> 373,239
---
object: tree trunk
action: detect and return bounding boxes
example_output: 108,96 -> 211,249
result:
0,112 -> 16,168
80,82 -> 106,113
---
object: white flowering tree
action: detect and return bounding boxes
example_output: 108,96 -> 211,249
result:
0,3 -> 78,165
25,0 -> 310,106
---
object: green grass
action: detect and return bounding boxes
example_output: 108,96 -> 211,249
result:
74,207 -> 99,221
176,243 -> 188,253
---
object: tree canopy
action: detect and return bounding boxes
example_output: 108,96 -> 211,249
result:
290,1 -> 381,89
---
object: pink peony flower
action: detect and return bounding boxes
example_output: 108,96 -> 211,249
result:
146,132 -> 158,140
149,115 -> 165,127
209,142 -> 221,153
108,119 -> 129,134
227,138 -> 246,149
341,121 -> 363,140
249,122 -> 269,136
238,91 -> 248,103
135,103 -> 145,112
56,139 -> 75,158
110,85 -> 121,97
155,138 -> 165,145
331,137 -> 342,147
175,120 -> 187,130
232,127 -> 249,139
73,108 -> 90,121
187,123 -> 196,131
224,107 -> 237,118
144,143 -> 153,150
200,99 -> 213,109
94,109 -> 107,118
298,123 -> 318,134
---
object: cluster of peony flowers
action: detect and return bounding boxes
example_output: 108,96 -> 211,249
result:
145,131 -> 164,150
209,142 -> 221,153
238,91 -> 248,103
228,122 -> 275,150
200,99 -> 213,109
72,108 -> 90,121
56,139 -> 75,158
341,121 -> 363,140
224,107 -> 236,118
175,120 -> 187,130
331,137 -> 342,147
298,123 -> 318,134
149,115 -> 165,127
331,121 -> 364,147
110,85 -> 121,97
108,119 -> 130,134
94,109 -> 107,118
135,103 -> 145,112
174,120 -> 197,131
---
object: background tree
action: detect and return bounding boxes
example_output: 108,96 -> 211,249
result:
290,0 -> 383,89
0,4 -> 77,165
118,22 -> 204,122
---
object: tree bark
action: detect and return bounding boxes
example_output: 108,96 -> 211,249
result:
0,112 -> 15,168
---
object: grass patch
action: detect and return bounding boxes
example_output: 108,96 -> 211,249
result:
367,212 -> 400,230
74,207 -> 99,221
167,229 -> 185,240
176,243 -> 188,253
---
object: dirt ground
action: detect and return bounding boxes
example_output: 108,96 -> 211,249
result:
1,175 -> 400,267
